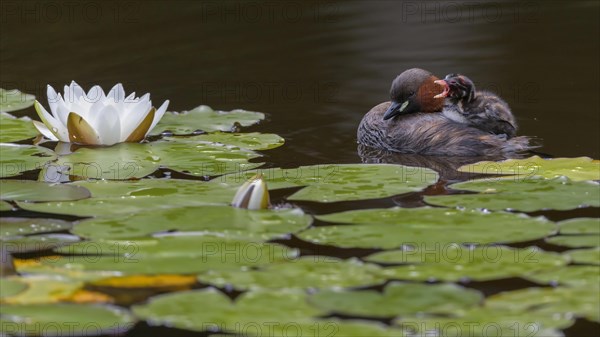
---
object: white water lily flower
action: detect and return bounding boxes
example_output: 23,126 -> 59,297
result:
33,81 -> 169,145
232,173 -> 270,210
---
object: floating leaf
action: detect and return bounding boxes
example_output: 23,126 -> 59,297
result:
486,286 -> 599,323
546,235 -> 599,248
524,265 -> 600,287
0,303 -> 134,336
1,217 -> 72,238
425,177 -> 600,212
44,236 -> 297,275
17,179 -> 237,217
0,88 -> 35,113
198,257 -> 386,291
0,201 -> 13,211
72,206 -> 311,240
458,156 -> 600,181
308,282 -> 482,318
166,132 -> 285,150
0,112 -> 37,143
0,144 -> 57,178
564,247 -> 600,265
558,218 -> 599,234
220,164 -> 439,203
151,105 -> 265,135
0,278 -> 27,299
1,234 -> 80,254
298,208 -> 556,249
1,275 -> 83,304
367,246 -> 567,282
0,180 -> 91,202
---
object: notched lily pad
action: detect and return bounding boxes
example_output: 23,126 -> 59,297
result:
308,282 -> 482,318
0,88 -> 35,113
425,177 -> 600,212
151,105 -> 265,135
197,257 -> 386,290
366,246 -> 568,282
1,217 -> 72,238
546,234 -> 599,248
220,164 -> 439,203
0,303 -> 134,336
458,156 -> 600,181
524,265 -> 600,287
1,180 -> 91,202
299,207 -> 556,249
165,132 -> 285,150
0,112 -> 37,143
564,247 -> 600,265
0,144 -> 57,178
558,218 -> 599,234
0,200 -> 13,211
0,278 -> 28,298
1,234 -> 80,254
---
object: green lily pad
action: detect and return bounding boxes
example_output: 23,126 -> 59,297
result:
546,235 -> 599,248
132,288 -> 324,335
395,307 -> 572,337
558,218 -> 599,234
486,286 -> 599,323
166,132 -> 285,150
0,180 -> 91,202
1,275 -> 83,304
425,177 -> 600,212
221,164 -> 439,203
17,179 -> 238,217
0,303 -> 134,336
0,112 -> 37,143
564,247 -> 600,265
298,208 -> 556,249
1,217 -> 72,238
151,105 -> 265,135
0,144 -> 57,178
524,265 -> 600,287
308,282 -> 482,318
0,201 -> 13,211
367,246 -> 567,282
198,257 -> 386,291
0,88 -> 35,113
1,234 -> 80,254
458,156 -> 600,181
0,278 -> 28,298
44,236 -> 297,275
72,206 -> 311,240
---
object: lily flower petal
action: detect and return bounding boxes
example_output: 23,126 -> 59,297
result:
47,85 -> 60,119
147,100 -> 170,136
67,112 -> 101,145
94,105 -> 122,145
33,120 -> 59,141
232,174 -> 270,210
125,107 -> 155,142
34,100 -> 69,142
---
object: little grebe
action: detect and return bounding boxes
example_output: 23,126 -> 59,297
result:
357,68 -> 533,157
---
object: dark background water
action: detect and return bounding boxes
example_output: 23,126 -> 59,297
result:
1,0 -> 599,165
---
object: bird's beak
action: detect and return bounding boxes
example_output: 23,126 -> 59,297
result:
433,80 -> 450,99
383,100 -> 410,120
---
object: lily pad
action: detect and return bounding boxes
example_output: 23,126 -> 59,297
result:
1,217 -> 72,238
486,286 -> 599,323
395,307 -> 572,337
0,144 -> 57,178
1,234 -> 80,254
0,201 -> 13,211
1,275 -> 83,304
425,177 -> 600,212
558,218 -> 599,234
524,265 -> 600,287
44,236 -> 297,275
151,105 -> 265,135
0,112 -> 37,143
367,246 -> 568,282
197,257 -> 386,291
564,247 -> 600,265
0,180 -> 91,202
166,132 -> 285,150
220,164 -> 439,203
546,235 -> 599,248
298,208 -> 556,249
17,179 -> 238,217
308,282 -> 482,318
0,278 -> 27,298
0,88 -> 35,113
0,303 -> 134,336
72,206 -> 311,240
458,156 -> 600,181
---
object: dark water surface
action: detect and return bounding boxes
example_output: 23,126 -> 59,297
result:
1,1 -> 599,336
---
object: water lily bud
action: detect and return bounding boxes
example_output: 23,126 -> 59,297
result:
232,173 -> 270,210
32,81 -> 169,146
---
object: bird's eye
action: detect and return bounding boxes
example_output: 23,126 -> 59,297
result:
409,91 -> 415,96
